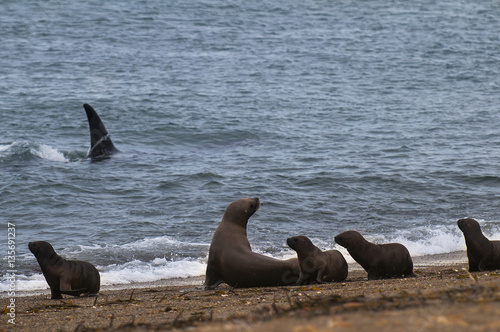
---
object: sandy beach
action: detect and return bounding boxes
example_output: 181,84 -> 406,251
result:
3,263 -> 500,332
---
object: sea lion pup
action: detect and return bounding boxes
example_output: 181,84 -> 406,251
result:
28,241 -> 100,299
287,236 -> 348,284
457,218 -> 500,272
204,197 -> 300,289
334,230 -> 415,280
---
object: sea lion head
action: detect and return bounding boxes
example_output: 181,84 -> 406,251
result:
334,230 -> 364,248
287,236 -> 314,252
457,218 -> 481,233
28,241 -> 56,258
222,197 -> 260,228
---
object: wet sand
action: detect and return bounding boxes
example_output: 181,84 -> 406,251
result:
3,264 -> 500,332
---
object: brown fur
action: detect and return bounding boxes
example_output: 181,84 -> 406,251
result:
335,230 -> 414,280
204,197 -> 299,289
29,241 -> 100,299
287,236 -> 347,284
457,218 -> 500,272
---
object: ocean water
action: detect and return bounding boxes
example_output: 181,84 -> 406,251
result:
2,0 -> 500,296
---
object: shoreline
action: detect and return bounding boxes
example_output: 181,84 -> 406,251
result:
4,276 -> 207,300
3,251 -> 469,299
4,263 -> 500,331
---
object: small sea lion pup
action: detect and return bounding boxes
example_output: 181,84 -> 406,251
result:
457,218 -> 500,272
334,230 -> 415,280
28,241 -> 100,299
287,236 -> 348,284
204,197 -> 300,289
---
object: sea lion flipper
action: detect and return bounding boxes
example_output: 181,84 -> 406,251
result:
316,269 -> 325,284
296,273 -> 306,285
61,289 -> 86,297
49,278 -> 62,299
203,259 -> 223,290
203,279 -> 223,290
203,263 -> 225,289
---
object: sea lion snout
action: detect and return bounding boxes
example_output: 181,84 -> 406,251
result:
243,197 -> 260,214
457,218 -> 478,231
28,241 -> 46,255
28,241 -> 55,254
335,230 -> 362,248
457,219 -> 465,230
334,234 -> 345,247
249,197 -> 260,211
286,237 -> 298,248
287,236 -> 310,250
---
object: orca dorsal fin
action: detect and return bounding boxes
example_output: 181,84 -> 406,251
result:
83,104 -> 118,159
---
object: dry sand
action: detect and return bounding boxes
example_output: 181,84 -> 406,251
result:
3,264 -> 500,332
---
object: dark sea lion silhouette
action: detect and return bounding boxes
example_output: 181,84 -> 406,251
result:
287,235 -> 348,284
335,230 -> 415,280
28,241 -> 100,299
204,197 -> 300,289
457,218 -> 500,272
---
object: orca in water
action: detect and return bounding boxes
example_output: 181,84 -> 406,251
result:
83,104 -> 118,159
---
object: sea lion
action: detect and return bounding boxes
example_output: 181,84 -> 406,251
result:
28,241 -> 100,299
204,197 -> 300,289
334,230 -> 415,280
287,236 -> 348,284
83,103 -> 118,160
457,218 -> 500,272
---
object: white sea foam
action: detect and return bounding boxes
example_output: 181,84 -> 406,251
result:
0,258 -> 207,296
70,236 -> 208,258
99,258 -> 206,286
0,141 -> 68,162
31,144 -> 68,162
366,226 -> 464,262
0,143 -> 14,152
389,229 -> 465,257
0,273 -> 49,294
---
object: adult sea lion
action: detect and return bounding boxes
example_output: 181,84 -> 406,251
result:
287,235 -> 347,284
334,230 -> 415,280
83,103 -> 118,160
457,218 -> 500,272
204,197 -> 300,289
28,241 -> 100,299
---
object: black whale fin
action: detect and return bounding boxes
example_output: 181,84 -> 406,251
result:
83,104 -> 118,159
